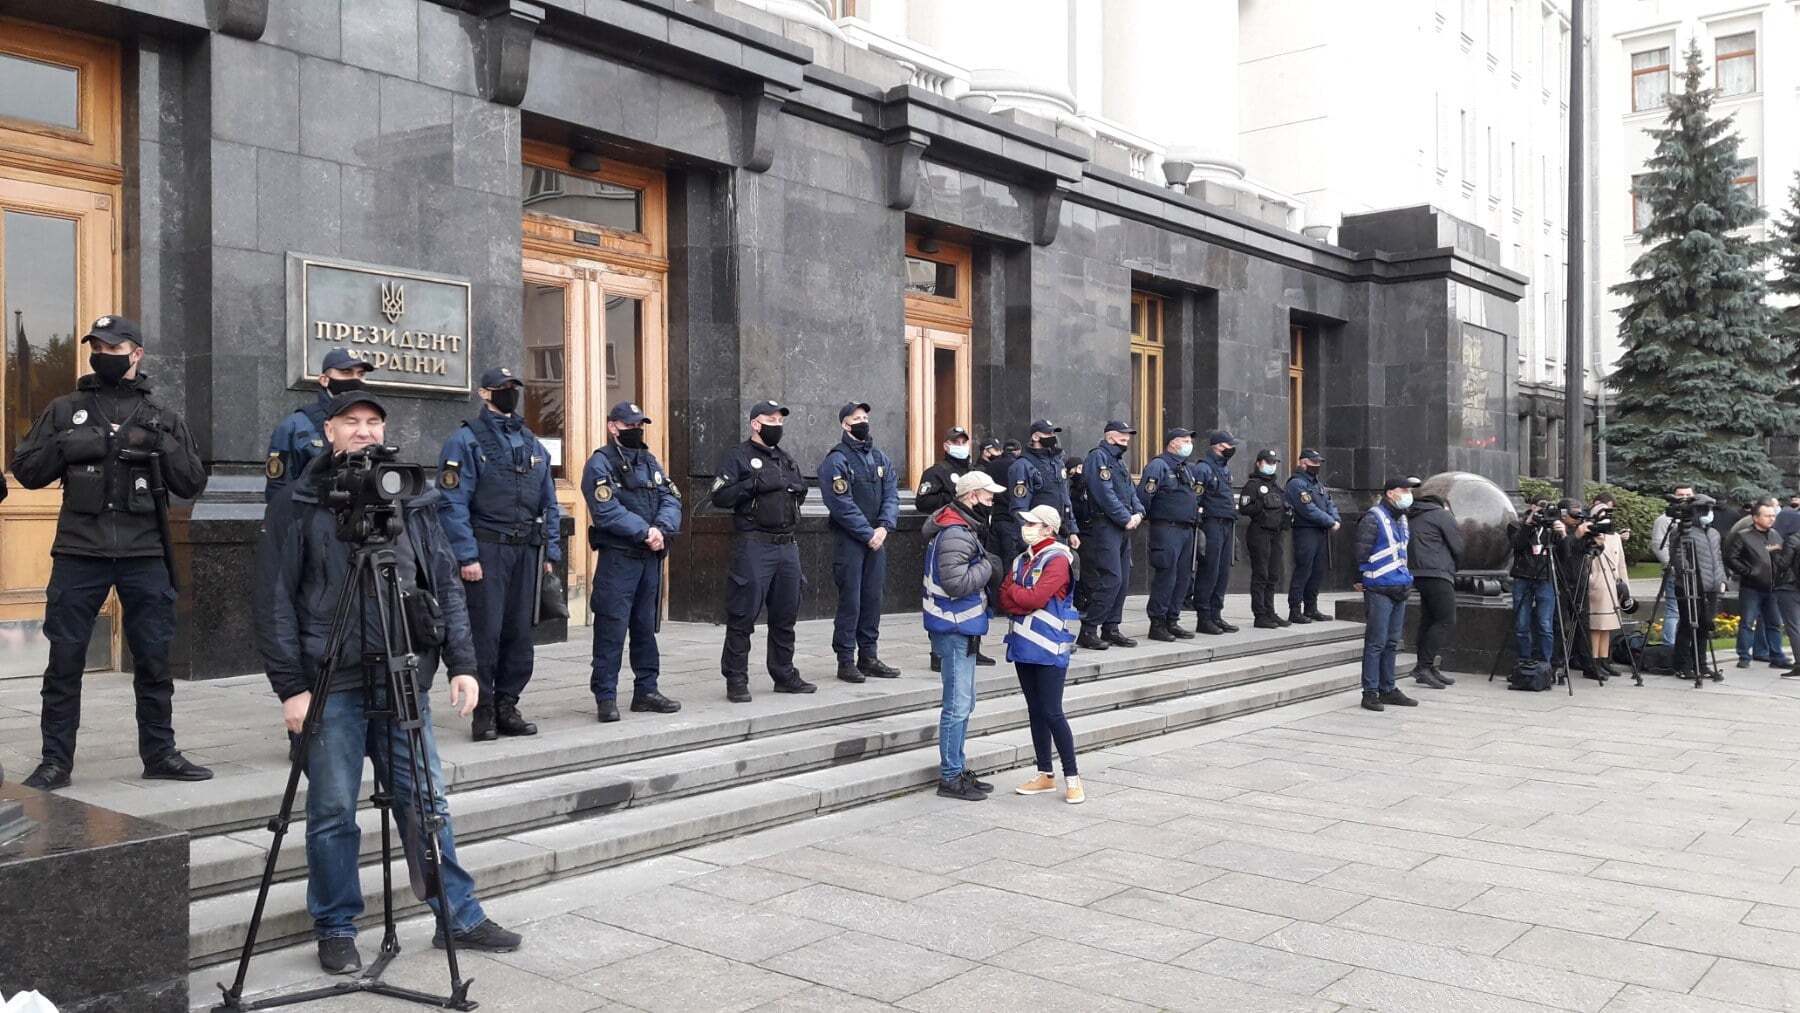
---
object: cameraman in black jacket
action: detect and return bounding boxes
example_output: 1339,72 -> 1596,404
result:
1508,502 -> 1562,673
255,390 -> 521,974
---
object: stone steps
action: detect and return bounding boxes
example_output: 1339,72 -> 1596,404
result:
186,632 -> 1365,965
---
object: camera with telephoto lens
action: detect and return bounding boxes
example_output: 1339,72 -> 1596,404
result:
1664,492 -> 1714,523
1585,505 -> 1616,537
1523,499 -> 1559,529
325,444 -> 426,543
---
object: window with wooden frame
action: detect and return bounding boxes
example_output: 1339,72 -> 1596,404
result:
1288,326 -> 1306,464
1630,173 -> 1654,233
903,234 -> 971,489
520,140 -> 666,272
1715,31 -> 1755,96
1630,47 -> 1670,112
1733,158 -> 1758,208
0,18 -> 121,182
1129,292 -> 1164,474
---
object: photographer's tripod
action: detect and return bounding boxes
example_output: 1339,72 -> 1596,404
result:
1560,532 -> 1644,688
1487,519 -> 1575,696
1642,519 -> 1721,689
214,535 -> 474,1011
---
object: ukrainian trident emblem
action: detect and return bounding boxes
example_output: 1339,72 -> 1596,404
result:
379,281 -> 405,324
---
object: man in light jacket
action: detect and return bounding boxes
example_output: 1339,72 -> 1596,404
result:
1650,483 -> 1693,645
1670,496 -> 1725,681
1406,492 -> 1463,689
922,471 -> 1005,802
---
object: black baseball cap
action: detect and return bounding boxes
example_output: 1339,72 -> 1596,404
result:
1256,448 -> 1280,462
1382,475 -> 1422,492
748,399 -> 790,419
1028,418 -> 1061,435
84,314 -> 143,348
944,426 -> 970,441
1164,427 -> 1194,443
320,348 -> 373,373
1299,448 -> 1325,463
1001,439 -> 1022,453
978,437 -> 1001,452
325,390 -> 387,419
478,366 -> 523,389
1103,420 -> 1137,434
608,401 -> 651,425
1205,430 -> 1237,446
838,400 -> 872,420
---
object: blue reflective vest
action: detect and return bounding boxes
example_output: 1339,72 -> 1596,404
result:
1360,504 -> 1413,588
1003,543 -> 1079,668
921,534 -> 990,636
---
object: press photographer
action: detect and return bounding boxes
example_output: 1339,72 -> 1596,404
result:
1507,500 -> 1562,683
1663,492 -> 1725,682
253,390 -> 521,977
1575,493 -> 1630,682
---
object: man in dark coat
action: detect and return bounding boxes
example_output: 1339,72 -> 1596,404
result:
1406,491 -> 1463,688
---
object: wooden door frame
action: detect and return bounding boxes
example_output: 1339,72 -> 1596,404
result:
902,234 -> 973,488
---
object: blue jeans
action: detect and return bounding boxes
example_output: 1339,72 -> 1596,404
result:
1736,587 -> 1787,661
931,631 -> 977,781
1660,571 -> 1680,645
305,688 -> 486,940
1512,577 -> 1555,662
1361,589 -> 1407,693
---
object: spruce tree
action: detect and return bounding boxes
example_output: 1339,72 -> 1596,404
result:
1606,43 -> 1792,501
1773,171 -> 1800,387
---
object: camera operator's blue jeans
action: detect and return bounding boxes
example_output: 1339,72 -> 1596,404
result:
304,688 -> 486,940
1736,587 -> 1787,662
1512,577 -> 1555,662
1362,589 -> 1406,693
1660,571 -> 1679,645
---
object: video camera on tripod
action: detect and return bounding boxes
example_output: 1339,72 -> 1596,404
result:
323,444 -> 427,544
1664,491 -> 1715,527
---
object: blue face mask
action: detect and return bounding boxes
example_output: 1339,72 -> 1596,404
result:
1257,463 -> 1276,476
1174,442 -> 1194,458
1395,493 -> 1414,511
946,444 -> 970,460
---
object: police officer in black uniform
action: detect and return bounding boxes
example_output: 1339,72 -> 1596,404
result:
12,315 -> 211,791
1191,430 -> 1240,636
1003,421 -> 1081,564
264,347 -> 373,503
1240,449 -> 1292,629
977,437 -> 1005,483
1139,427 -> 1199,641
711,400 -> 814,701
1286,448 -> 1340,623
1079,421 -> 1145,650
583,401 -> 684,722
915,426 -> 972,516
436,366 -> 562,741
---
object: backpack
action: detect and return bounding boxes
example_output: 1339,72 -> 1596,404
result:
1507,659 -> 1555,692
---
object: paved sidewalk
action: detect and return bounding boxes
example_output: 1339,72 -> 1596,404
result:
193,651 -> 1800,1012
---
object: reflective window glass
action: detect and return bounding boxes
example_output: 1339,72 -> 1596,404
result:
522,167 -> 642,233
904,256 -> 957,298
0,53 -> 78,130
4,211 -> 79,468
522,282 -> 568,477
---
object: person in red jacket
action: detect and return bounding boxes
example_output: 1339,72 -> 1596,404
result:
998,505 -> 1083,804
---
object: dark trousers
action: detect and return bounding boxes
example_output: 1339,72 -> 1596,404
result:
721,536 -> 802,684
1290,526 -> 1328,610
1194,518 -> 1235,621
1081,522 -> 1131,628
590,549 -> 662,701
40,555 -> 178,768
1015,661 -> 1078,777
1414,576 -> 1457,664
1146,522 -> 1196,622
1246,525 -> 1282,618
464,540 -> 537,704
1671,590 -> 1718,674
830,530 -> 886,662
1774,589 -> 1800,662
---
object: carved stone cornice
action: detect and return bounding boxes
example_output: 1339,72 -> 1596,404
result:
477,0 -> 546,108
209,0 -> 269,40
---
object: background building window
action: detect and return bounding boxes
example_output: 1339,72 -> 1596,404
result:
1715,32 -> 1755,96
1129,291 -> 1164,474
1460,109 -> 1475,183
1733,158 -> 1759,207
1631,173 -> 1654,233
1288,326 -> 1306,464
902,233 -> 971,489
1631,47 -> 1670,111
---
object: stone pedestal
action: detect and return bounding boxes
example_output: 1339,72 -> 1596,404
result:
0,784 -> 189,1012
1335,593 -> 1519,676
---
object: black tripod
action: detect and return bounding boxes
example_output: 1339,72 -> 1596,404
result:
1643,519 -> 1720,688
1488,521 -> 1575,696
1556,534 -> 1644,688
214,531 -> 475,1010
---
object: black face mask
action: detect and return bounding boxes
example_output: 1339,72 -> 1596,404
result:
968,501 -> 992,522
1219,446 -> 1236,461
89,351 -> 132,386
489,387 -> 521,414
1038,436 -> 1058,452
758,424 -> 784,447
326,376 -> 365,397
617,427 -> 646,450
847,421 -> 871,442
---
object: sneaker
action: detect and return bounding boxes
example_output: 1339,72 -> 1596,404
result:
961,771 -> 995,793
1015,772 -> 1058,795
937,776 -> 986,801
1411,667 -> 1447,689
1772,657 -> 1794,668
836,660 -> 866,684
433,917 -> 521,953
975,652 -> 998,666
1076,629 -> 1109,651
1784,667 -> 1800,679
630,692 -> 682,714
1287,611 -> 1313,625
858,657 -> 901,679
1430,659 -> 1455,685
142,752 -> 213,782
1737,658 -> 1753,669
22,762 -> 71,791
1378,689 -> 1419,707
1360,691 -> 1384,712
317,937 -> 362,975
1101,626 -> 1138,648
1064,776 -> 1085,805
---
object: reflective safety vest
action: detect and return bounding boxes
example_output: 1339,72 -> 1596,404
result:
1004,543 -> 1079,667
921,531 -> 990,636
1360,504 -> 1413,588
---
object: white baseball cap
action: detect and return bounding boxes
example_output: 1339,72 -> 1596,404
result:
954,471 -> 1005,498
1016,505 -> 1062,533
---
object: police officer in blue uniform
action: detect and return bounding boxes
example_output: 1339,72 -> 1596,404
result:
1286,448 -> 1340,624
711,400 -> 814,701
12,315 -> 212,791
820,401 -> 901,683
1139,427 -> 1199,641
1191,430 -> 1240,636
1241,449 -> 1292,629
1004,420 -> 1081,563
1079,421 -> 1145,650
265,348 -> 374,503
437,366 -> 562,741
582,401 -> 684,722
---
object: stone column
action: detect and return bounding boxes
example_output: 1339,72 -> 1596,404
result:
1100,0 -> 1240,186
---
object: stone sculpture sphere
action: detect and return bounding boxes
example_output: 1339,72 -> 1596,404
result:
1417,471 -> 1516,572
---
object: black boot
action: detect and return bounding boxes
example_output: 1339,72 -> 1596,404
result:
975,651 -> 998,666
1430,656 -> 1455,685
858,656 -> 901,679
494,695 -> 537,736
929,653 -> 941,673
471,703 -> 497,741
1253,615 -> 1281,629
725,679 -> 752,703
1195,616 -> 1225,636
837,659 -> 866,684
1287,609 -> 1312,625
1167,619 -> 1196,639
1148,619 -> 1177,642
596,699 -> 620,722
631,691 -> 682,714
1215,618 -> 1240,633
1102,626 -> 1138,648
1076,626 -> 1109,650
1304,607 -> 1331,623
1273,613 -> 1291,627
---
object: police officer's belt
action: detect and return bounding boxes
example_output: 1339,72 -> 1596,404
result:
1150,518 -> 1198,527
744,531 -> 796,544
476,527 -> 542,546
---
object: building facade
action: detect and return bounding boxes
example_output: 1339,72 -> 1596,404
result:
0,0 -> 1522,680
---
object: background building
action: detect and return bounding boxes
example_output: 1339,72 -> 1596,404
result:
0,0 -> 1522,680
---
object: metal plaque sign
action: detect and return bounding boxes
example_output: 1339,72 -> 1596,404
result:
286,254 -> 473,393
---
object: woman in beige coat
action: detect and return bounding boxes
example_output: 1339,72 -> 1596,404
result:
1586,493 -> 1630,676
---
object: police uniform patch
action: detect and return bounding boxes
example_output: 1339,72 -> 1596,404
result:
919,480 -> 933,494
1145,479 -> 1158,493
266,453 -> 284,479
72,409 -> 88,425
1259,485 -> 1269,494
531,455 -> 543,468
310,439 -> 324,449
595,484 -> 614,503
1300,492 -> 1312,504
750,458 -> 764,470
1098,466 -> 1112,481
831,476 -> 849,495
712,475 -> 727,492
653,472 -> 664,485
1013,481 -> 1027,498
877,465 -> 885,479
440,461 -> 461,490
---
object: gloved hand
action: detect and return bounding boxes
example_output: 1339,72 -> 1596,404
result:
59,427 -> 109,464
123,422 -> 162,452
752,464 -> 786,494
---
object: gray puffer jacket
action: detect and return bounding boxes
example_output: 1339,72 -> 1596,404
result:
923,503 -> 1000,603
1406,496 -> 1463,581
1672,524 -> 1726,594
